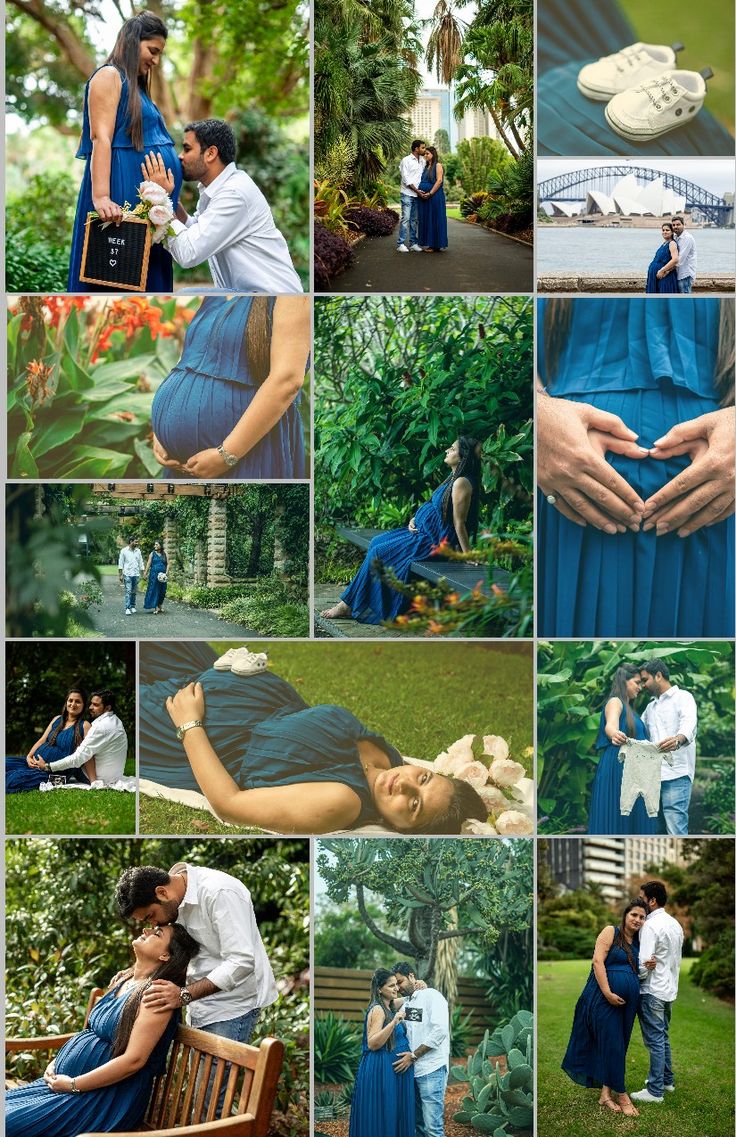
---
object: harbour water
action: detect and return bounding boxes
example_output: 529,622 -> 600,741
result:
537,226 -> 736,278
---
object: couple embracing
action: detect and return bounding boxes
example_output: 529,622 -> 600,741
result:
645,216 -> 697,294
350,963 -> 449,1137
396,140 -> 448,255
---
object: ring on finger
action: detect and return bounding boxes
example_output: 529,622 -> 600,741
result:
546,493 -> 557,505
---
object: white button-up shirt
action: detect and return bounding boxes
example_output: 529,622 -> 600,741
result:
169,862 -> 278,1028
166,163 -> 302,294
399,153 -> 426,198
638,907 -> 684,1002
118,546 -> 144,577
48,711 -> 128,784
402,987 -> 450,1077
641,685 -> 697,782
675,230 -> 697,281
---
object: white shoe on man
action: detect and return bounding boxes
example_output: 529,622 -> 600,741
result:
130,607 -> 136,613
397,244 -> 409,252
577,41 -> 683,100
125,608 -> 132,615
605,68 -> 711,142
630,1088 -> 664,1104
410,244 -> 423,252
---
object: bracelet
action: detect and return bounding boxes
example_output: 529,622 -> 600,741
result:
217,444 -> 239,469
70,1077 -> 81,1093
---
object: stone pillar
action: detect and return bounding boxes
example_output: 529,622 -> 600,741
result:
194,541 -> 207,584
206,498 -> 230,586
163,513 -> 178,575
273,502 -> 286,572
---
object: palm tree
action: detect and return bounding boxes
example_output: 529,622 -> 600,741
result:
426,0 -> 467,84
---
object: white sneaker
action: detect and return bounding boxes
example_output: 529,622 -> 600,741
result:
130,607 -> 136,613
213,648 -> 244,671
410,244 -> 423,252
229,649 -> 268,676
646,1079 -> 675,1094
630,1088 -> 664,1104
577,41 -> 683,100
605,68 -> 711,142
397,243 -> 409,252
125,608 -> 132,615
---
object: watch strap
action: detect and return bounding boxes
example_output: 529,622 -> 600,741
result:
217,444 -> 239,468
176,719 -> 204,741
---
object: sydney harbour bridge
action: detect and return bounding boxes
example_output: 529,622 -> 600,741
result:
537,166 -> 732,225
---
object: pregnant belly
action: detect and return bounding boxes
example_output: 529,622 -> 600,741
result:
606,966 -> 640,1003
151,370 -> 253,462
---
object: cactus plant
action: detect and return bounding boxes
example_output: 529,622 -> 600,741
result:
451,1009 -> 533,1135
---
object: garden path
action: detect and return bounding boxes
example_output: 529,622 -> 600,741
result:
313,583 -> 401,639
323,218 -> 533,293
90,574 -> 257,639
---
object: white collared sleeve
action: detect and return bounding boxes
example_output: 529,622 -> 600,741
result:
48,718 -> 104,772
638,920 -> 657,979
675,691 -> 697,744
166,188 -> 251,268
421,990 -> 450,1052
199,887 -> 258,992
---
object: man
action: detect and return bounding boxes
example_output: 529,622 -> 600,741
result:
631,881 -> 684,1105
640,658 -> 697,835
671,216 -> 697,293
393,962 -> 450,1137
30,690 -> 128,785
141,120 -> 302,293
118,536 -> 144,616
115,862 -> 278,1045
397,140 -> 427,253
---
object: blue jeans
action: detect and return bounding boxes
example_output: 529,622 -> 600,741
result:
414,1065 -> 448,1137
661,776 -> 692,835
123,574 -> 139,611
201,1008 -> 261,1114
398,194 -> 418,248
678,275 -> 694,293
638,994 -> 673,1097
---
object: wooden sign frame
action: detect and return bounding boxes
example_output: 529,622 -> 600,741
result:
79,213 -> 152,292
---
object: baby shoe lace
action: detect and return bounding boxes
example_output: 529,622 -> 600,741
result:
611,45 -> 649,73
639,74 -> 681,109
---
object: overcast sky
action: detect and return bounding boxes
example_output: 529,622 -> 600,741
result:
414,0 -> 477,88
538,158 -> 735,197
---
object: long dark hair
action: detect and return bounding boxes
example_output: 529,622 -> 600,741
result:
368,967 -> 398,1052
105,11 -> 168,151
48,687 -> 87,748
245,297 -> 273,383
608,664 -> 640,736
440,436 -> 483,540
424,776 -> 488,835
111,924 -> 199,1057
425,145 -> 440,168
613,899 -> 648,973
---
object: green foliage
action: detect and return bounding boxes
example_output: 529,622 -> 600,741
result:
451,1003 -> 477,1059
537,886 -> 618,960
6,788 -> 135,837
455,137 -> 511,195
451,1010 -> 534,1134
315,900 -> 393,969
219,578 -> 309,638
700,762 -> 735,833
479,150 -> 534,233
537,641 -> 735,834
6,229 -> 70,293
674,840 -> 735,998
313,1013 -> 361,1086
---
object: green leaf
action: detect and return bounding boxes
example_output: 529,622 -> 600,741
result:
134,437 -> 163,476
30,413 -> 86,460
90,354 -> 156,384
55,446 -> 133,479
12,432 -> 39,478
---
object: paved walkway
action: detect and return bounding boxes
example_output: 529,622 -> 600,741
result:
324,218 -> 533,293
314,583 -> 401,639
90,574 -> 257,639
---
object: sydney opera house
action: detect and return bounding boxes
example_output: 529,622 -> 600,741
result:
545,173 -> 688,223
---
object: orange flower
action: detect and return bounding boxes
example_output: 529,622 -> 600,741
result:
491,584 -> 507,597
25,359 -> 54,406
471,580 -> 484,599
445,592 -> 460,605
430,538 -> 450,555
395,615 -> 410,625
410,595 -> 429,613
427,619 -> 447,635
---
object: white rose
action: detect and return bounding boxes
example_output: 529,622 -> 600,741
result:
510,777 -> 535,816
495,810 -> 534,836
434,736 -> 475,775
489,757 -> 526,787
148,204 -> 173,226
462,818 -> 498,836
478,784 -> 509,814
483,734 -> 509,761
453,761 -> 489,792
151,223 -> 170,245
139,180 -> 169,206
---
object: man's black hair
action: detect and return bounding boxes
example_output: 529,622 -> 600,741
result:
410,139 -> 424,152
393,961 -> 415,978
91,689 -> 116,712
640,658 -> 670,682
185,118 -> 237,165
641,881 -> 668,907
116,866 -> 171,919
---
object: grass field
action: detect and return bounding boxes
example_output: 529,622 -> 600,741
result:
619,0 -> 734,131
139,639 -> 533,835
6,756 -> 136,835
538,959 -> 735,1137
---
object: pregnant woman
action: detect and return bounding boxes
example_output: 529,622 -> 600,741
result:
320,436 -> 482,625
5,924 -> 199,1137
537,298 -> 734,636
143,540 -> 168,615
6,687 -> 92,793
645,223 -> 680,294
68,11 -> 182,292
151,295 -> 309,479
418,146 -> 448,253
138,642 -> 487,834
349,969 -> 415,1137
588,664 -> 656,835
562,899 -> 653,1116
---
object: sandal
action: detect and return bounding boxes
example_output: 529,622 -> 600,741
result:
599,1095 -> 621,1112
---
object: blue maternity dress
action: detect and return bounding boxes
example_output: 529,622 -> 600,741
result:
138,643 -> 403,822
68,66 -> 182,292
348,1006 -> 416,1137
5,983 -> 178,1136
588,706 -> 657,835
645,243 -> 680,294
417,165 -> 448,250
538,298 -> 734,637
6,716 -> 89,793
151,296 -> 306,478
143,550 -> 168,610
562,931 -> 641,1094
341,481 -> 461,624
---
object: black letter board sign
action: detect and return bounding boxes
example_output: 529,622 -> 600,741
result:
80,214 -> 152,291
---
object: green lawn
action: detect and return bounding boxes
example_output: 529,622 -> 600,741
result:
619,0 -> 734,131
139,640 -> 533,835
538,959 -> 735,1137
6,757 -> 136,835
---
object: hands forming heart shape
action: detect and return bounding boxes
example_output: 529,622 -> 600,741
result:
537,398 -> 735,538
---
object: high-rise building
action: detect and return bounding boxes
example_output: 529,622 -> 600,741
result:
546,838 -> 685,902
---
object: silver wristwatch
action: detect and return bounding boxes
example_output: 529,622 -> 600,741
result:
179,987 -> 193,1007
217,444 -> 239,468
176,719 -> 204,741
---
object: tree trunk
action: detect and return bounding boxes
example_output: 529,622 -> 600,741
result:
187,38 -> 215,121
10,0 -> 96,79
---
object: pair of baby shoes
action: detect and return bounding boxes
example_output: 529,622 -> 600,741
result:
213,647 -> 269,676
577,42 -> 713,142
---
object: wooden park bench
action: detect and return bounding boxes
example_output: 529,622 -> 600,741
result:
6,988 -> 284,1137
336,526 -> 507,595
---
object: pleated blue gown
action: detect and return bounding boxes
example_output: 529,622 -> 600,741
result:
588,706 -> 657,834
138,643 -> 403,823
562,933 -> 641,1094
418,165 -> 448,250
151,296 -> 306,478
341,482 -> 460,624
538,299 -> 734,637
537,0 -> 734,156
6,717 -> 89,793
645,243 -> 680,294
143,550 -> 168,610
68,66 -> 182,292
5,984 -> 178,1137
348,1009 -> 416,1137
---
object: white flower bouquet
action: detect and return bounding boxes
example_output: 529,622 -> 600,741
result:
91,181 -> 176,245
429,733 -> 535,836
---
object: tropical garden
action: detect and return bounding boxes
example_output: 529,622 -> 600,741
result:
536,640 -> 735,834
314,0 -> 534,288
5,838 -> 310,1137
6,0 -> 309,291
7,295 -> 311,481
314,839 -> 534,1137
314,295 -> 533,636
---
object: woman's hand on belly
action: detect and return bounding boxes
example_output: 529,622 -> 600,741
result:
183,448 -> 231,478
152,432 -> 186,473
644,407 -> 735,537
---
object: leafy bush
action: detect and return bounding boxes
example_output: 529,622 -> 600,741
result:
6,230 -> 70,293
313,1013 -> 361,1086
6,171 -> 77,292
344,206 -> 398,237
460,191 -> 490,218
689,928 -> 735,1000
451,1010 -> 533,1134
315,223 -> 354,289
220,597 -> 309,638
700,761 -> 735,833
178,585 -> 250,609
455,137 -> 511,195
